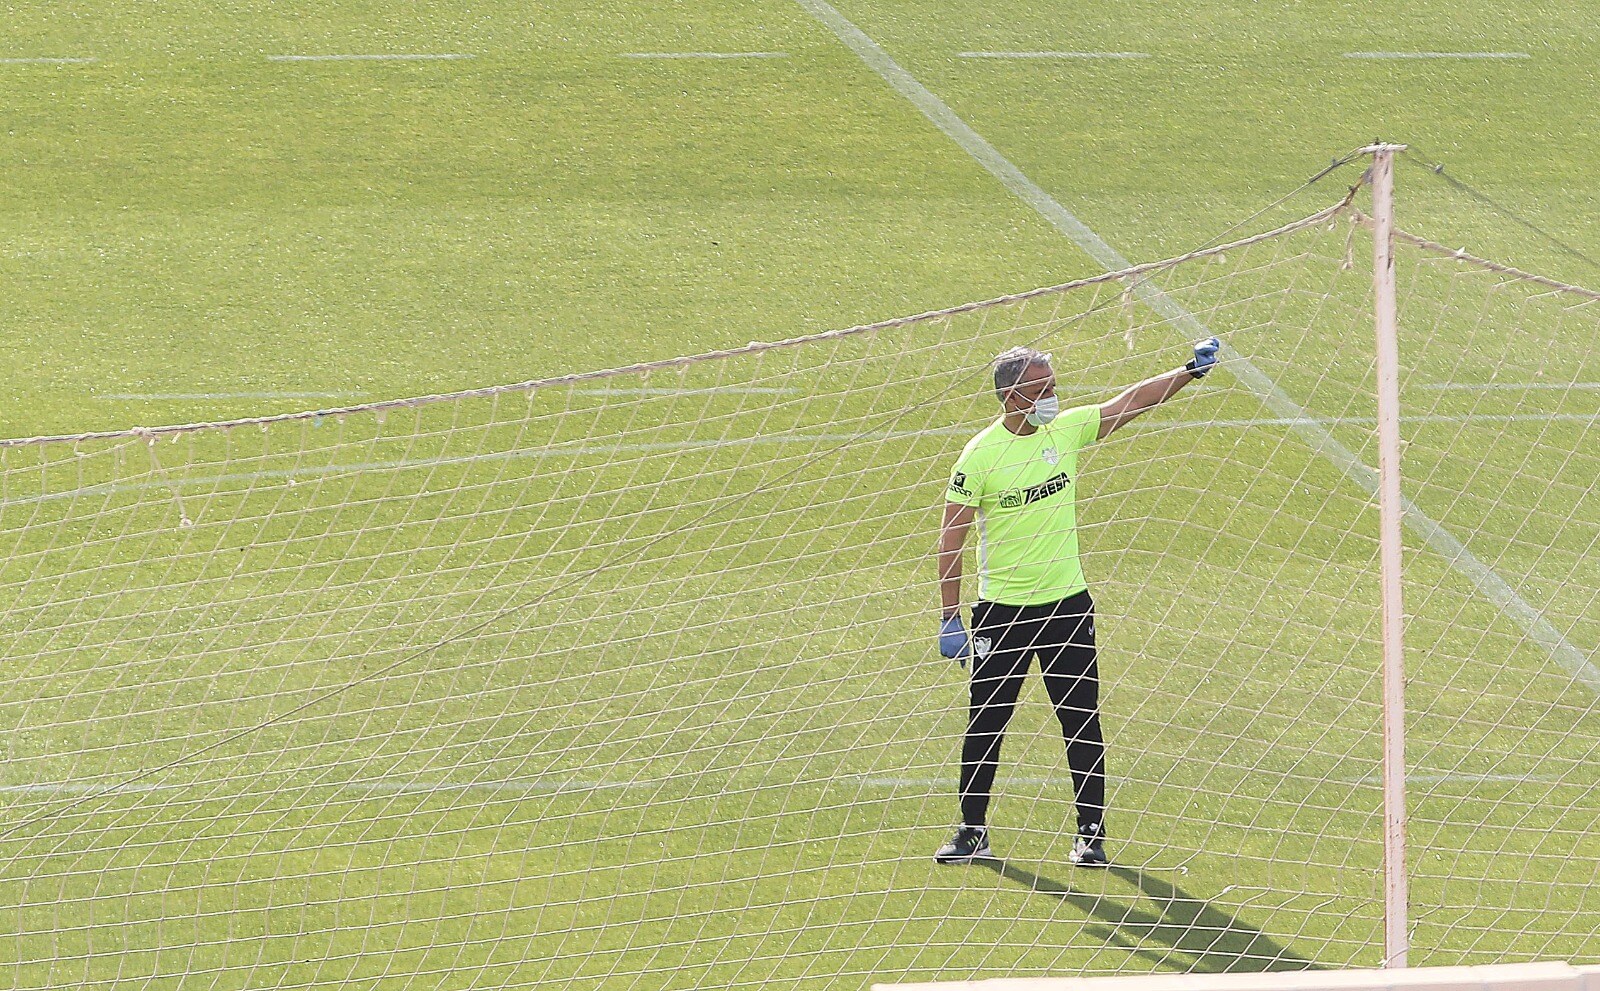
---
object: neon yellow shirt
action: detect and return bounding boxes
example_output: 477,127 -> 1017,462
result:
945,405 -> 1100,606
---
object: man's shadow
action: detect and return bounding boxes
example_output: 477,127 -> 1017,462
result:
976,860 -> 1316,973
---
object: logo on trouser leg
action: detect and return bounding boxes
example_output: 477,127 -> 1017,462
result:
972,637 -> 992,658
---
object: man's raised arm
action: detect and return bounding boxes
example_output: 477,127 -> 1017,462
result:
1097,337 -> 1219,439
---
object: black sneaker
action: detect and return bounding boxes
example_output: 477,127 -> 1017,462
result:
933,824 -> 994,864
1070,822 -> 1109,867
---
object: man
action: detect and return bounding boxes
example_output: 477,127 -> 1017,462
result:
934,336 -> 1220,867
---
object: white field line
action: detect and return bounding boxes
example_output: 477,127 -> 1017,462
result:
9,771 -> 1578,799
620,52 -> 789,59
99,392 -> 364,401
1154,412 -> 1600,428
1345,772 -> 1566,786
0,779 -> 626,797
959,51 -> 1150,59
793,0 -> 1600,695
570,386 -> 803,395
0,57 -> 98,65
99,387 -> 797,401
0,774 -> 1063,798
1420,382 -> 1600,391
103,386 -> 1591,403
268,53 -> 474,62
8,413 -> 1597,509
1344,52 -> 1529,60
0,427 -> 973,507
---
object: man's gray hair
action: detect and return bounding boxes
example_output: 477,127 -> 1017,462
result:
992,346 -> 1053,402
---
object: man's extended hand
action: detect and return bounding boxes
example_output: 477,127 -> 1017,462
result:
938,614 -> 972,665
1186,336 -> 1220,377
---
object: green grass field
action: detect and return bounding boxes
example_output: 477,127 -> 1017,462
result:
2,2 -> 1598,989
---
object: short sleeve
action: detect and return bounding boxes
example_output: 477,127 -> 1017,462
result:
1060,404 -> 1100,453
946,448 -> 983,507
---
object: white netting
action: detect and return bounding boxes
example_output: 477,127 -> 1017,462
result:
0,193 -> 1595,990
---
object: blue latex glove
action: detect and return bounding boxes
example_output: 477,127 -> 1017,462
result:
939,614 -> 972,665
1187,336 -> 1220,377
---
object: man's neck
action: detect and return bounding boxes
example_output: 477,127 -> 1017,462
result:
1002,413 -> 1038,437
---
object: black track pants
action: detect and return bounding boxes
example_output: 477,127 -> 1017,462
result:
959,590 -> 1105,832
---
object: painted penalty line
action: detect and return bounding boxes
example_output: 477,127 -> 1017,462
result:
1344,51 -> 1529,60
619,52 -> 789,59
791,0 -> 1597,697
959,51 -> 1149,59
94,386 -> 799,402
0,774 -> 1054,799
9,413 -> 1598,509
1,770 -> 1567,800
1421,382 -> 1600,391
268,53 -> 474,62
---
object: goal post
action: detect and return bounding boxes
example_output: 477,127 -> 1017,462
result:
1365,140 -> 1410,970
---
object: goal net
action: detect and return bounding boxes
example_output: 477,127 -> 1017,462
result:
1,190 -> 1595,990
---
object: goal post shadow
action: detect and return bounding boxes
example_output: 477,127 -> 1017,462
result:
976,861 -> 1317,973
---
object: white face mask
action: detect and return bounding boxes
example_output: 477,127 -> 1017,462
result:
1025,394 -> 1060,426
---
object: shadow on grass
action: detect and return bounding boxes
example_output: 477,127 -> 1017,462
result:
976,860 -> 1317,973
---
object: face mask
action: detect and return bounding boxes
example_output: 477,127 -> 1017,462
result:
1025,394 -> 1060,426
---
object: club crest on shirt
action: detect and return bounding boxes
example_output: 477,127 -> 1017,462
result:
1042,446 -> 1060,466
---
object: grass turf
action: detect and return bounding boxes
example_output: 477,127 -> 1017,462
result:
1,2 -> 1598,988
